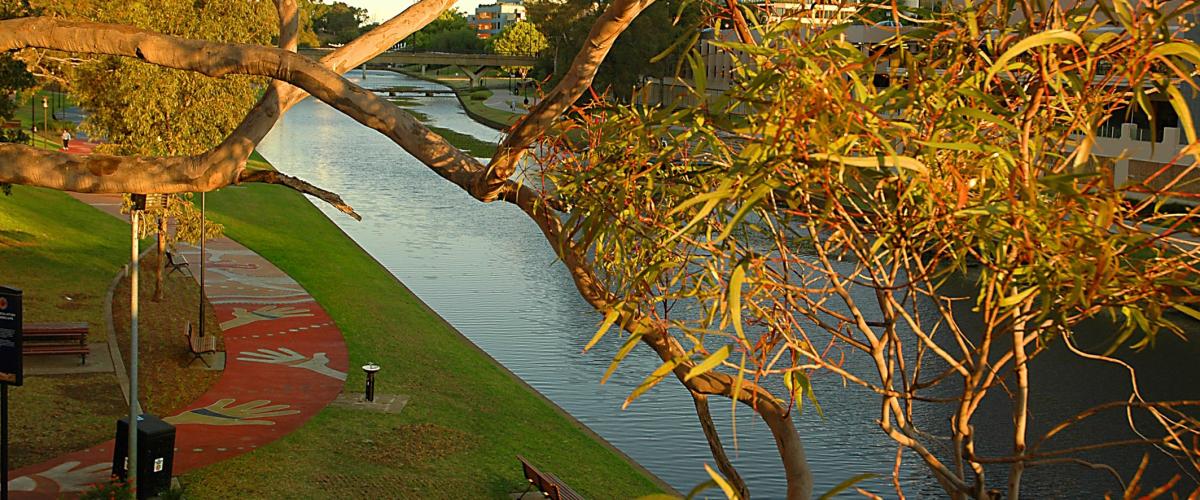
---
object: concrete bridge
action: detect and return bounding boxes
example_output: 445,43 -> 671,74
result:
298,48 -> 536,88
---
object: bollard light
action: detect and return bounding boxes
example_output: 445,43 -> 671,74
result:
362,363 -> 381,402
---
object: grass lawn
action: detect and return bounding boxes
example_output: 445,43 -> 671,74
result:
0,185 -> 129,467
183,183 -> 664,498
0,184 -> 228,467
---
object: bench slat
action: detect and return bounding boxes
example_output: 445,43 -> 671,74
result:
25,322 -> 88,334
24,346 -> 89,354
517,456 -> 584,500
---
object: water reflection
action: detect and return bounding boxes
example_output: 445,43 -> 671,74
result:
257,70 -> 1198,497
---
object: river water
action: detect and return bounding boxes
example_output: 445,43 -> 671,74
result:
257,70 -> 1199,498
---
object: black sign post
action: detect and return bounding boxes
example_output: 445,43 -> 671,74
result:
0,286 -> 24,500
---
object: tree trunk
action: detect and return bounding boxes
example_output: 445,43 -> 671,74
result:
760,404 -> 813,500
691,390 -> 750,498
153,215 -> 166,302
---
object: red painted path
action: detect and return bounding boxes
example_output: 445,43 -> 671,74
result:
8,139 -> 349,496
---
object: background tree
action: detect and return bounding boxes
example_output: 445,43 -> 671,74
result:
4,0 -> 1200,497
309,0 -> 368,46
491,20 -> 548,78
527,0 -> 700,100
405,9 -> 485,52
69,0 -> 272,300
0,0 -> 35,196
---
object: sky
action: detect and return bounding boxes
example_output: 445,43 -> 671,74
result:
343,0 -> 486,23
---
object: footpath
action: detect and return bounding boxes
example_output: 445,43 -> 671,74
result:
8,139 -> 349,497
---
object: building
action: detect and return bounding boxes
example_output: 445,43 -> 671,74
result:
468,0 -> 526,39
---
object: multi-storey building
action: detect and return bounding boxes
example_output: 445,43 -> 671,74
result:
468,0 -> 527,39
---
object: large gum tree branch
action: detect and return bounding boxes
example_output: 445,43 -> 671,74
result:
0,16 -> 484,212
235,0 -> 457,147
502,181 -> 814,498
478,0 -> 657,201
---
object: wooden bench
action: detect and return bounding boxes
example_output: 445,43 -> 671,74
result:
185,322 -> 218,367
166,251 -> 191,277
517,455 -> 585,500
23,322 -> 89,365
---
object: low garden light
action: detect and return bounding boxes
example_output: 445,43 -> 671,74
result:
362,363 -> 380,402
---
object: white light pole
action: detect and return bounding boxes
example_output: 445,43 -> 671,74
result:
128,198 -> 140,490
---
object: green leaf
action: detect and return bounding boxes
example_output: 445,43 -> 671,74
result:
624,357 -> 682,408
999,286 -> 1037,307
715,183 -> 772,242
951,106 -> 1019,134
1172,304 -> 1200,321
584,309 -> 620,353
684,480 -> 719,500
1148,40 -> 1200,66
729,264 -> 747,340
1166,84 -> 1197,145
684,345 -> 731,381
817,473 -> 880,500
704,463 -> 740,499
601,333 -> 643,384
808,152 -> 928,174
986,29 -> 1083,82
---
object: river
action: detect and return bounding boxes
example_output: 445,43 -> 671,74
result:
256,70 -> 1199,498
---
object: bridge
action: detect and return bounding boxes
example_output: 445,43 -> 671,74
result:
298,48 -> 537,88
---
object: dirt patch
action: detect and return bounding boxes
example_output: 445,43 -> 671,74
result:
0,229 -> 37,247
59,378 -> 115,402
368,423 -> 477,468
11,374 -> 126,467
112,257 -> 223,416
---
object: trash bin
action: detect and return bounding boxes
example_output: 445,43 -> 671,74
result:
112,414 -> 176,499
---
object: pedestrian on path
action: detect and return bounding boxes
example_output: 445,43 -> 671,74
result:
61,129 -> 71,150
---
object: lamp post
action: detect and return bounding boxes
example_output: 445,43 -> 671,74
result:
127,194 -> 145,491
198,192 -> 206,338
41,97 -> 47,136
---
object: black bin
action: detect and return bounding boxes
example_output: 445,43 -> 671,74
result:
112,414 -> 176,499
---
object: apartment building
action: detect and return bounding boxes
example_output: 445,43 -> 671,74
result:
468,0 -> 527,39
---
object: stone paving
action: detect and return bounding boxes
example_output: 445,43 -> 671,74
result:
7,139 -> 349,497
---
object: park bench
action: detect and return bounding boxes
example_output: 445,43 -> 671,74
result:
23,322 -> 89,365
165,251 -> 191,277
184,322 -> 218,367
517,455 -> 585,500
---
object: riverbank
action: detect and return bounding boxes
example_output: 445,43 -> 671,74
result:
390,67 -> 522,130
181,180 -> 669,497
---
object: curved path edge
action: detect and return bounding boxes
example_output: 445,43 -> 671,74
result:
7,140 -> 349,498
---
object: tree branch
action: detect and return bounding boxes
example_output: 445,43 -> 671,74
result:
238,169 -> 360,220
479,0 -> 657,201
0,17 -> 485,204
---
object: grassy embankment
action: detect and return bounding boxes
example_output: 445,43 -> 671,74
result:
0,186 -> 129,467
392,67 -> 523,129
390,97 -> 499,158
180,179 -> 664,496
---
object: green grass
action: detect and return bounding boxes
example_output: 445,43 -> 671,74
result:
458,95 -> 522,128
0,186 -> 130,466
388,97 -> 493,156
184,183 -> 664,498
429,125 -> 498,157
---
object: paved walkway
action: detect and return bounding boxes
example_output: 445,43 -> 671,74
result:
483,87 -> 538,114
8,139 -> 349,497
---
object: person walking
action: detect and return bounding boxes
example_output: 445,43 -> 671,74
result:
61,129 -> 71,150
